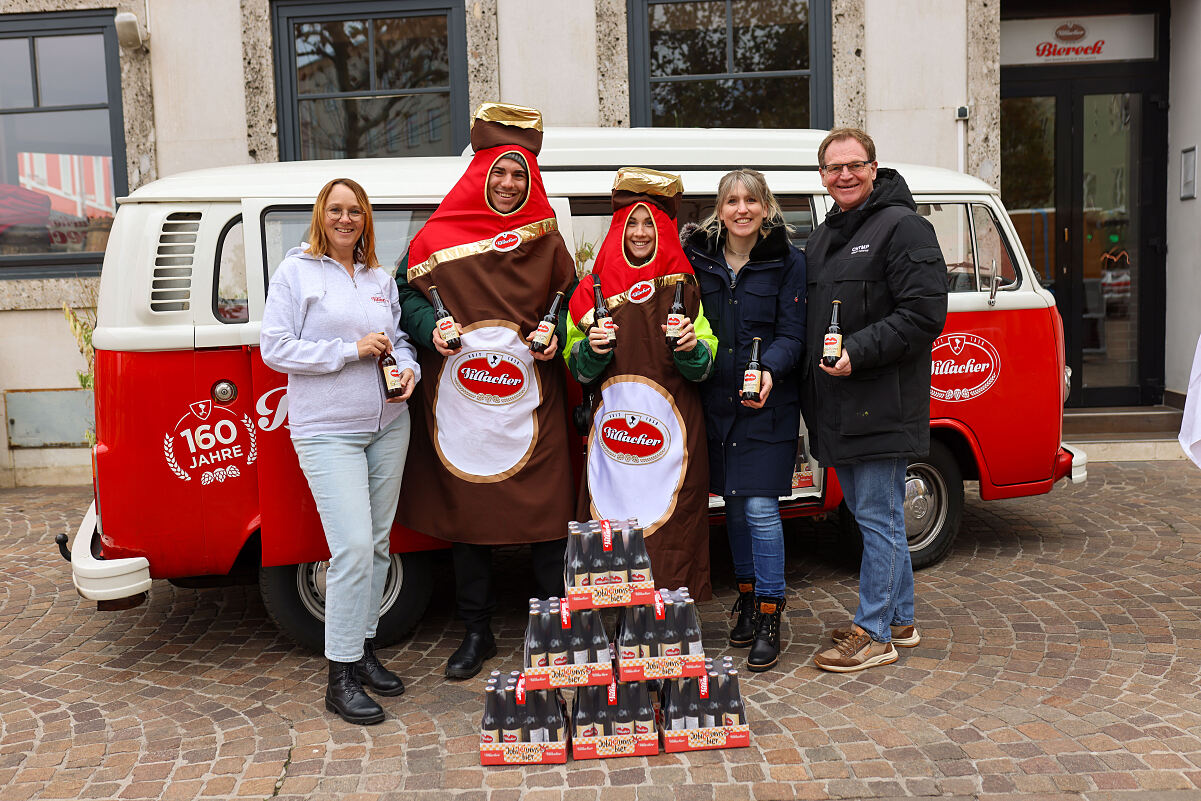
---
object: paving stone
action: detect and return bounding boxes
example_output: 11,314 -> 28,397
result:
7,463 -> 1201,799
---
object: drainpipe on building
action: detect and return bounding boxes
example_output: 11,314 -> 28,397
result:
955,106 -> 969,174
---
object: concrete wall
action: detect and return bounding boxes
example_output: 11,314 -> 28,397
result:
1165,0 -> 1201,398
496,0 -> 601,125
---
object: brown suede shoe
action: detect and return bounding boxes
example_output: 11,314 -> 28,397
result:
830,624 -> 920,648
813,629 -> 898,673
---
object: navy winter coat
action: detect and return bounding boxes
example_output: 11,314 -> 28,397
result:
684,225 -> 806,497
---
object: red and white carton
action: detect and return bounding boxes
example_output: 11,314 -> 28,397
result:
566,579 -> 656,610
661,723 -> 751,753
480,740 -> 568,765
522,661 -> 613,691
615,653 -> 706,683
571,731 -> 659,760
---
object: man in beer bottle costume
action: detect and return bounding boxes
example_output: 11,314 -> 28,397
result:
564,168 -> 717,600
395,104 -> 576,679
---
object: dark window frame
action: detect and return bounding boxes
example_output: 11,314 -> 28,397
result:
0,10 -> 127,280
627,0 -> 832,129
271,0 -> 470,161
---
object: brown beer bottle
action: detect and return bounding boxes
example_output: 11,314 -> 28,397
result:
741,337 -> 763,401
822,300 -> 843,367
593,277 -> 616,347
530,291 -> 564,353
428,285 -> 461,350
377,333 -> 405,399
665,281 -> 686,349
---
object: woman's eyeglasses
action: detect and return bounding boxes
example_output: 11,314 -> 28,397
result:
326,207 -> 364,221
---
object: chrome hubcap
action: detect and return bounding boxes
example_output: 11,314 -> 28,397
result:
904,462 -> 948,552
295,554 -> 405,622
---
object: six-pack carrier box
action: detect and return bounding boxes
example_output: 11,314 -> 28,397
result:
64,127 -> 1086,651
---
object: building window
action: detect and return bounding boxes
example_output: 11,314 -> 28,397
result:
0,11 -> 125,278
272,0 -> 469,160
628,0 -> 832,129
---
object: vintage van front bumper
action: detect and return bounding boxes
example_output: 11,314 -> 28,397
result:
1059,443 -> 1088,484
71,501 -> 152,602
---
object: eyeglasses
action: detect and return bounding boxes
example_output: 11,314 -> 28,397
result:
819,161 -> 873,177
325,207 -> 364,221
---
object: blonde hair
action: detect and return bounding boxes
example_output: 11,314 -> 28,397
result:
306,178 -> 379,269
697,168 -> 791,243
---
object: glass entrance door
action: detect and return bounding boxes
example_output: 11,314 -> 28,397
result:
1002,80 -> 1165,406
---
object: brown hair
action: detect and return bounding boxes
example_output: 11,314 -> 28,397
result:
306,178 -> 379,269
818,128 -> 877,167
697,168 -> 792,243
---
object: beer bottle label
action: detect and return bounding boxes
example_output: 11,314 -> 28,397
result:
629,567 -> 649,583
665,314 -> 683,338
615,721 -> 633,736
436,316 -> 457,336
618,642 -> 638,661
601,317 -> 617,342
662,643 -> 682,657
532,319 -> 554,347
742,369 -> 762,395
481,729 -> 498,744
823,333 -> 843,360
384,364 -> 403,391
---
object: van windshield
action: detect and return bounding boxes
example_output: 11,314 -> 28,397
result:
262,205 -> 436,280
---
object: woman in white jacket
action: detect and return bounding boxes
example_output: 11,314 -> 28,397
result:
260,178 -> 420,725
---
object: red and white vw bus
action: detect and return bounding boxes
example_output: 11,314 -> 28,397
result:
67,128 -> 1085,650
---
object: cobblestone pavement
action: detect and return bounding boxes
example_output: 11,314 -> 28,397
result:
5,461 -> 1201,800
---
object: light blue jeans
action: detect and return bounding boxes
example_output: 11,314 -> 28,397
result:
292,411 -> 411,663
835,457 -> 914,643
724,495 -> 786,598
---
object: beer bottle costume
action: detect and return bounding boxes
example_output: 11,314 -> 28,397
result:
396,105 -> 576,547
564,168 -> 718,600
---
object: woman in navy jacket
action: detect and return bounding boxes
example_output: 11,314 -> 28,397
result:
683,169 -> 806,672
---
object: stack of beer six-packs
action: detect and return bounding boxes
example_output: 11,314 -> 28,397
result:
479,519 -> 750,766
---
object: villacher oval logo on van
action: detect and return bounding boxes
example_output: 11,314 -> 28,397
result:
628,281 -> 655,304
492,230 -> 522,252
930,333 -> 1001,402
452,351 -> 529,405
597,411 -> 670,465
1054,22 -> 1086,42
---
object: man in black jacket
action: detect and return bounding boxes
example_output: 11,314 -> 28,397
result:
803,128 -> 948,673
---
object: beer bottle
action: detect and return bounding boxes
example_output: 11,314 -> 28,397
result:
608,525 -> 629,586
660,598 -> 682,658
428,285 -> 461,350
526,605 -> 548,668
480,684 -> 500,744
723,669 -> 745,726
522,688 -> 541,743
664,680 -> 685,731
595,682 -> 613,736
633,682 -> 656,735
545,690 -> 565,743
822,299 -> 843,367
638,604 -> 658,659
569,610 -> 590,665
588,608 -> 610,664
500,683 -> 522,743
565,527 -> 586,589
377,333 -> 405,399
573,686 -> 596,738
741,336 -> 763,401
592,278 -> 617,347
588,527 -> 610,587
530,291 -> 564,353
613,683 -> 634,736
681,597 -> 705,656
626,524 -> 653,584
665,281 -> 686,349
616,607 -> 639,662
545,603 -> 568,667
683,677 -> 701,730
701,671 -> 721,728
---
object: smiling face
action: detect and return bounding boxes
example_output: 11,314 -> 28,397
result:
820,137 -> 878,211
624,205 -> 657,265
487,156 -> 529,213
322,183 -> 364,256
718,180 -> 766,241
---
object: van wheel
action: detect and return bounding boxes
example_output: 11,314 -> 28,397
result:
836,441 -> 964,569
259,552 -> 434,654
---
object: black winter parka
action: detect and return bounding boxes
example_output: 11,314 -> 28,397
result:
801,168 -> 948,466
684,225 -> 806,497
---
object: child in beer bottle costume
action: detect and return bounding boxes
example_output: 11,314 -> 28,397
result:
564,168 -> 717,600
395,103 -> 577,680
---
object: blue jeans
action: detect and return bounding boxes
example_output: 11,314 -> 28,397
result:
724,495 -> 786,598
292,411 -> 411,663
836,457 -> 914,643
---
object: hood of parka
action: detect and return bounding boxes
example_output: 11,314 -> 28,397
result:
823,167 -> 916,235
683,220 -> 792,263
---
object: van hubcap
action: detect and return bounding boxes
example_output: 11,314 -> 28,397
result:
905,463 -> 947,552
295,554 -> 405,621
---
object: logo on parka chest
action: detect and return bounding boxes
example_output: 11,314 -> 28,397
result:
628,281 -> 655,304
929,333 -> 1001,402
492,231 -> 521,252
597,411 -> 669,465
453,351 -> 529,405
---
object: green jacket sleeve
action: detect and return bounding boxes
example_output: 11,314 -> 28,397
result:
394,251 -> 438,353
673,300 -> 717,382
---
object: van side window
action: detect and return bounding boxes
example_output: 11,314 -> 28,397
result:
916,203 -> 976,292
566,195 -> 814,280
262,206 -> 436,285
971,204 -> 1019,290
214,217 -> 247,323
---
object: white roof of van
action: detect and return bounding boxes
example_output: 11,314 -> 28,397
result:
122,127 -> 994,203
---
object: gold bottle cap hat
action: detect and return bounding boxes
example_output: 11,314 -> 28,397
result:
471,102 -> 544,132
613,167 -> 684,197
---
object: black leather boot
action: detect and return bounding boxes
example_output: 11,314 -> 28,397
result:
356,639 -> 405,697
747,596 -> 786,672
326,660 -> 385,725
445,626 -> 497,680
729,580 -> 757,647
